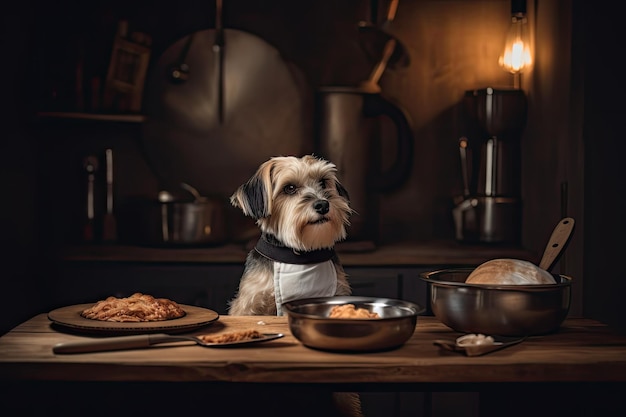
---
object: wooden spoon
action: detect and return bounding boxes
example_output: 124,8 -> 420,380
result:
538,217 -> 575,272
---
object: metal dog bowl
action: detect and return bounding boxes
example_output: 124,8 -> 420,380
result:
420,268 -> 572,336
282,296 -> 424,352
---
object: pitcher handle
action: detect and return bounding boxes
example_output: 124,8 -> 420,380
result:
363,93 -> 414,191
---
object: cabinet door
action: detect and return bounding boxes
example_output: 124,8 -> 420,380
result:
399,267 -> 433,315
345,266 -> 432,313
344,267 -> 401,299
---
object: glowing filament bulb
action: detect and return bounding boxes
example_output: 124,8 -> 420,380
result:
499,13 -> 532,74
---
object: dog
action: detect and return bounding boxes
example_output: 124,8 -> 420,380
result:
228,155 -> 363,417
228,154 -> 353,316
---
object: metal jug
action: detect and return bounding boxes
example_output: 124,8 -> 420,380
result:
315,86 -> 413,244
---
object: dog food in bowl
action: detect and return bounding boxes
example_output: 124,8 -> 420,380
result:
282,296 -> 424,352
329,304 -> 380,318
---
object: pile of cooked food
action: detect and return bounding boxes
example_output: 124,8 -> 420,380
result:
329,303 -> 380,319
197,329 -> 264,344
80,292 -> 186,322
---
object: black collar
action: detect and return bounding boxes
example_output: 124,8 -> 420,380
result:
254,234 -> 336,264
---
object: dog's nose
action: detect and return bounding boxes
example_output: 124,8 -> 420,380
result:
313,199 -> 330,215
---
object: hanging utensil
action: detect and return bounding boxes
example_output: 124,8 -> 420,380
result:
458,136 -> 471,198
102,148 -> 117,242
181,182 -> 208,203
169,33 -> 195,83
358,0 -> 409,77
157,190 -> 174,243
82,155 -> 98,242
214,0 -> 225,124
359,0 -> 400,93
360,36 -> 396,93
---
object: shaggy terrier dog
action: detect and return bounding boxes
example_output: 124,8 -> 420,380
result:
228,155 -> 362,417
228,155 -> 353,316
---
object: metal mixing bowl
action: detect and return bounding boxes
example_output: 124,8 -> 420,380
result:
420,268 -> 572,336
282,296 -> 425,352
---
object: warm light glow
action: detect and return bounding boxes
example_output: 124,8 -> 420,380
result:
499,15 -> 532,74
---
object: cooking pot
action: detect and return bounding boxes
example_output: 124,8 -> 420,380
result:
117,192 -> 227,247
452,196 -> 521,243
420,268 -> 572,336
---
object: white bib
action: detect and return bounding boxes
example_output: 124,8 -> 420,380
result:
273,260 -> 337,315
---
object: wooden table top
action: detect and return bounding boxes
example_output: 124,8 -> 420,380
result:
2,313 -> 626,386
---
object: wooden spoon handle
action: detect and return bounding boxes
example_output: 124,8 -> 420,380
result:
539,217 -> 576,272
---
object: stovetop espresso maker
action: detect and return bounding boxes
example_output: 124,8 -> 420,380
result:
453,87 -> 527,244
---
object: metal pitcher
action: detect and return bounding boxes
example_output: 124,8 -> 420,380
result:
315,86 -> 413,243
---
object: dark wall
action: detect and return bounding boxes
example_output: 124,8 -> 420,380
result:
1,0 -> 624,335
577,0 -> 626,334
27,0 -> 516,248
1,1 -> 45,333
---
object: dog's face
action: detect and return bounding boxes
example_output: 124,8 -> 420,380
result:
231,155 -> 353,251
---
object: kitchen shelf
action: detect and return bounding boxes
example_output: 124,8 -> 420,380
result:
57,240 -> 536,267
36,111 -> 145,123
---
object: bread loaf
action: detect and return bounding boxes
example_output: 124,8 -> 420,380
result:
466,259 -> 556,285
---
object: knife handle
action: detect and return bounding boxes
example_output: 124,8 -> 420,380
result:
53,334 -> 169,354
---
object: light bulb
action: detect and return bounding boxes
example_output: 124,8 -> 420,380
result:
499,2 -> 532,74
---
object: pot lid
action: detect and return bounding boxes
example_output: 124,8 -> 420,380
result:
142,28 -> 313,197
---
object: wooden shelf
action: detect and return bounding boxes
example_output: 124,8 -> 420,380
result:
36,111 -> 146,123
57,240 -> 536,267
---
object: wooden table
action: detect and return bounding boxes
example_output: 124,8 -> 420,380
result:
1,314 -> 625,416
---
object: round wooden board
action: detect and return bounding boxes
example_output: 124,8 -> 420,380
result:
48,304 -> 219,335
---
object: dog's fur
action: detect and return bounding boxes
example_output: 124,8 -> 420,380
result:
228,155 -> 363,417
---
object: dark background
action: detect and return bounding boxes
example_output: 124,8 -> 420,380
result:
1,0 -> 624,337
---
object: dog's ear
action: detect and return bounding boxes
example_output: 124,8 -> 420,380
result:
230,159 -> 274,219
335,180 -> 350,202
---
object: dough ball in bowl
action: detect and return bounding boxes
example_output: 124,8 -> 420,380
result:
466,259 -> 556,285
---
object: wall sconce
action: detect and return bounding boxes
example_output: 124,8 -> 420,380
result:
498,0 -> 532,88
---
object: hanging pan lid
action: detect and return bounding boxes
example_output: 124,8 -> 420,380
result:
142,28 -> 312,197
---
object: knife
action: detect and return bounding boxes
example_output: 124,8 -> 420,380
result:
53,332 -> 285,354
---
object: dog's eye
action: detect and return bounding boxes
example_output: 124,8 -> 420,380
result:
319,179 -> 327,189
283,184 -> 297,195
